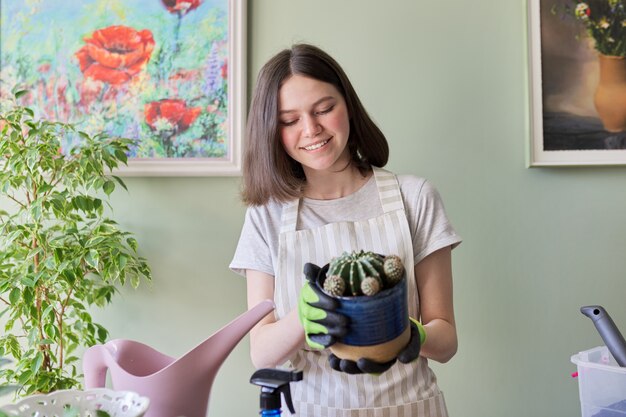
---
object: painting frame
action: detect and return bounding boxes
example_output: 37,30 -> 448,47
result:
0,0 -> 246,177
527,0 -> 626,167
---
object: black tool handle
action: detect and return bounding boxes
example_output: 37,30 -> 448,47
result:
581,305 -> 626,367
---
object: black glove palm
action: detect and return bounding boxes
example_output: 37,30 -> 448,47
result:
328,319 -> 424,374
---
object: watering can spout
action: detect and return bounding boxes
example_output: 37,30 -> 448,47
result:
83,300 -> 275,417
581,305 -> 626,367
198,299 -> 275,369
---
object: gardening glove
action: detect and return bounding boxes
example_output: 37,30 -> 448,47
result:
397,318 -> 426,363
298,262 -> 349,350
328,354 -> 397,375
328,318 -> 426,374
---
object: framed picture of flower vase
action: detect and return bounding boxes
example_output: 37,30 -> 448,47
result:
0,0 -> 246,176
527,0 -> 626,166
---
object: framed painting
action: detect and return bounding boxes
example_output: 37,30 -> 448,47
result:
527,0 -> 626,166
0,0 -> 245,176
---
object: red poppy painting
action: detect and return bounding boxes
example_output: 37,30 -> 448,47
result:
0,0 -> 245,175
75,26 -> 156,86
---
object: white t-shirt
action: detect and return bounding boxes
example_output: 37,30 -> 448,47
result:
230,174 -> 462,277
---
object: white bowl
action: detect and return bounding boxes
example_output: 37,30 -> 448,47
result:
0,388 -> 150,417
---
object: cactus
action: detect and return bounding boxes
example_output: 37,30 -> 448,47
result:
361,277 -> 381,296
383,255 -> 405,285
323,250 -> 407,297
323,274 -> 346,297
327,250 -> 385,296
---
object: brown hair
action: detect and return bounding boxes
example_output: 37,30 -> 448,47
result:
241,43 -> 389,206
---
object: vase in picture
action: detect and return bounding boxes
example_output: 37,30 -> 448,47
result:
594,54 -> 626,132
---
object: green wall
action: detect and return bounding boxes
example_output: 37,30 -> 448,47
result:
89,1 -> 626,416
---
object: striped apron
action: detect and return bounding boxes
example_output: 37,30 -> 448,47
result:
276,167 -> 448,417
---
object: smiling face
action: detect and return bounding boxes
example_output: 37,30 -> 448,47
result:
278,75 -> 351,175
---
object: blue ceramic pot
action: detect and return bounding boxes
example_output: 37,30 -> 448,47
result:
316,272 -> 408,347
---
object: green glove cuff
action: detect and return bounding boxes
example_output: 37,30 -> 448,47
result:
409,317 -> 426,345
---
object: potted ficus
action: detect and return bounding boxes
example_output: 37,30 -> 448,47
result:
0,89 -> 152,395
313,250 -> 409,363
0,357 -> 19,417
0,358 -> 18,399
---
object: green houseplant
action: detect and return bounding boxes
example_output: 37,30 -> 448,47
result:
0,358 -> 18,399
0,357 -> 19,417
0,90 -> 151,395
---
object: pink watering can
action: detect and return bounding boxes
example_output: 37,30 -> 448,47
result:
83,300 -> 274,417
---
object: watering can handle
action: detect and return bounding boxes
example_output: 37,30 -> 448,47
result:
82,345 -> 109,388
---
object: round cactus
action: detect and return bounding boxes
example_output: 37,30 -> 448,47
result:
383,255 -> 405,285
323,274 -> 346,297
360,276 -> 381,296
327,250 -> 385,296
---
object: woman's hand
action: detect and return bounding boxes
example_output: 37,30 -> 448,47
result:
246,270 -> 304,369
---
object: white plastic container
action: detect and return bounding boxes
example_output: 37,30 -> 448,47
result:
571,346 -> 626,417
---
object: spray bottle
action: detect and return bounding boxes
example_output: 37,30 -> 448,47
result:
250,368 -> 303,416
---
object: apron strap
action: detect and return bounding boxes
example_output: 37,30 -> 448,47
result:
373,167 -> 406,213
280,199 -> 300,233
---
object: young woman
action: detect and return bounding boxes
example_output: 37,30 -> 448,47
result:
230,43 -> 462,417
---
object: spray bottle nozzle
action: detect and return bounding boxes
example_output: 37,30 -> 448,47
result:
250,368 -> 303,415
